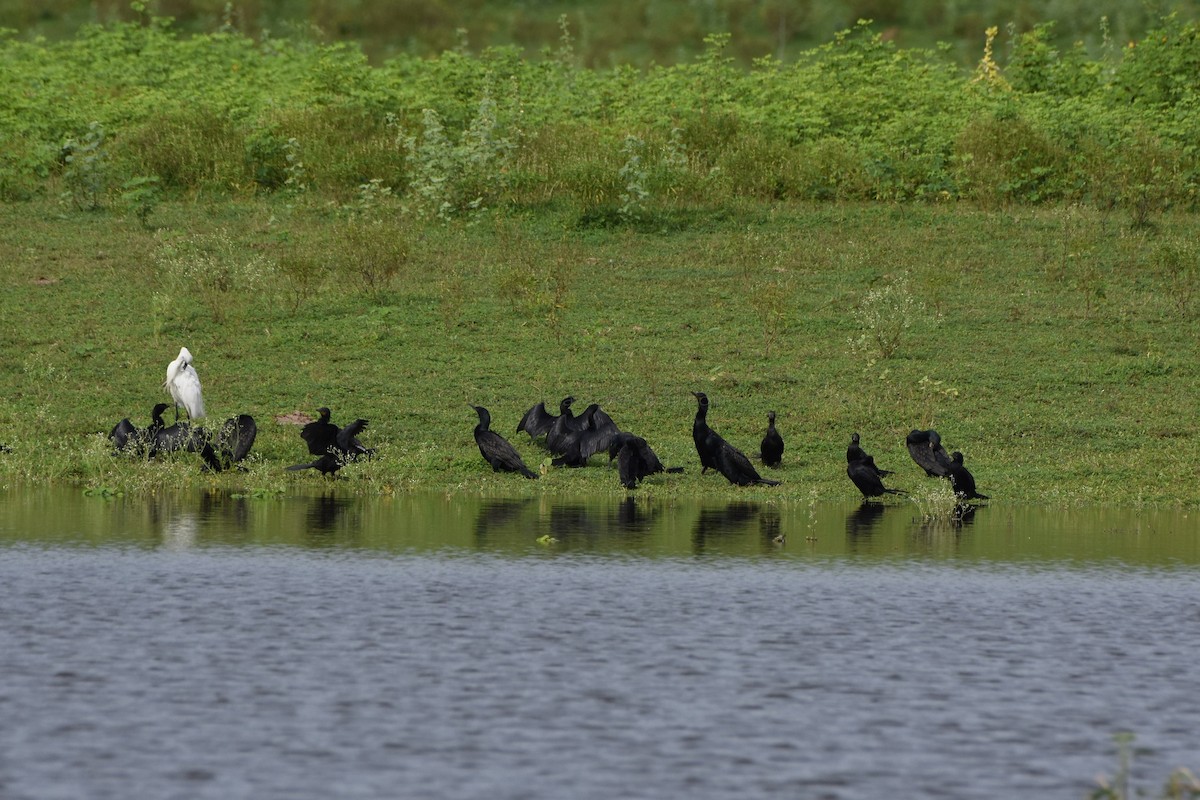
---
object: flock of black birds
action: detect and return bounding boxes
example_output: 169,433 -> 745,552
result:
97,348 -> 985,500
107,402 -> 378,478
474,391 -> 989,502
844,428 -> 988,502
475,395 -> 693,489
108,402 -> 257,473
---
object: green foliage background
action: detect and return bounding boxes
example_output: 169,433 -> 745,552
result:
1,10 -> 1200,212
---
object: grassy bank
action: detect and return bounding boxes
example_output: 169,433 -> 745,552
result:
0,196 -> 1196,505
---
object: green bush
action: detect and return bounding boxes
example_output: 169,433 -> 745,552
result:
2,13 -> 1200,216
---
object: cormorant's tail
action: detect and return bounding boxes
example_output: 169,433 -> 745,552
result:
755,478 -> 782,487
286,462 -> 314,472
520,467 -> 539,479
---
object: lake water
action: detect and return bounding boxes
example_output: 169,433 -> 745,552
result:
0,490 -> 1197,799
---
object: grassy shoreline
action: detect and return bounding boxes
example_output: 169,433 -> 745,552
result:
0,197 -> 1197,506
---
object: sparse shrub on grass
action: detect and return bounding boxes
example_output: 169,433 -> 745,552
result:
848,271 -> 932,361
276,248 -> 327,314
617,134 -> 650,224
154,229 -> 278,324
1150,237 -> 1199,317
241,127 -> 287,192
1115,128 -> 1179,231
954,111 -> 1069,207
330,218 -> 409,298
400,86 -> 514,222
795,138 -> 871,201
268,106 -> 408,195
61,122 -> 110,211
715,135 -> 803,201
120,175 -> 161,229
907,477 -> 963,527
282,136 -> 307,196
748,272 -> 794,358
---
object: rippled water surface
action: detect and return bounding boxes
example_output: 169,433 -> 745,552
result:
1,491 -> 1197,799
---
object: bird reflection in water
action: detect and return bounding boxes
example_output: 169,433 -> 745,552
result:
692,502 -> 762,554
845,501 -> 887,542
544,501 -> 658,545
150,491 -> 252,549
472,498 -> 536,545
472,497 -> 660,550
547,504 -> 602,545
304,493 -> 359,545
612,496 -> 657,533
909,503 -> 981,554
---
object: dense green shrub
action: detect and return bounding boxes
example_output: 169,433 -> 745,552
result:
3,13 -> 1200,223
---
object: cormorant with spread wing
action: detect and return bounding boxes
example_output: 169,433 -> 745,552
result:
517,396 -> 573,442
301,407 -> 374,461
607,431 -> 684,488
551,403 -> 621,467
109,403 -> 170,456
847,454 -> 907,499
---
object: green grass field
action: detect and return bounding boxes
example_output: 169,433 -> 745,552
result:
1,195 -> 1196,506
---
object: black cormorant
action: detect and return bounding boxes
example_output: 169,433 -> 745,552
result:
847,455 -> 906,499
760,411 -> 783,468
472,406 -> 538,479
848,432 -> 892,476
906,429 -> 953,477
948,451 -> 989,500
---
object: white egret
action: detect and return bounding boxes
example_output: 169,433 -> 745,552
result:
163,346 -> 205,421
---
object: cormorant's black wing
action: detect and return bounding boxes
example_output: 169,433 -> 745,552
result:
287,454 -> 342,476
152,422 -> 194,455
578,407 -> 620,461
616,440 -> 641,488
847,460 -> 887,497
761,428 -> 783,467
476,430 -> 537,478
216,414 -> 257,465
336,419 -> 373,459
517,402 -> 556,439
948,453 -> 989,500
301,419 -> 338,456
109,418 -> 139,453
715,437 -> 780,486
906,429 -> 952,477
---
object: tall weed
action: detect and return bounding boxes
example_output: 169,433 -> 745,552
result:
848,271 -> 933,361
61,122 -> 110,210
400,86 -> 513,221
154,230 -> 278,324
